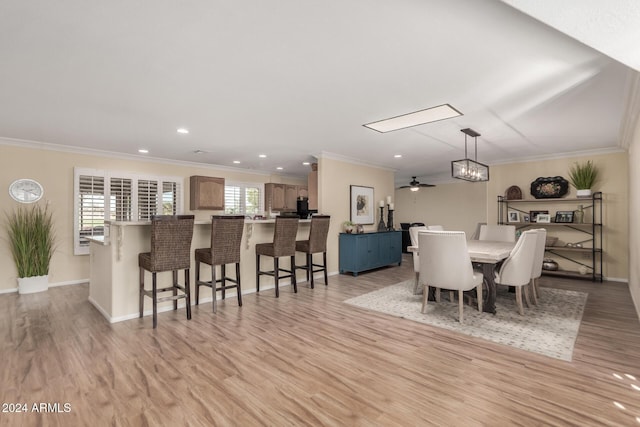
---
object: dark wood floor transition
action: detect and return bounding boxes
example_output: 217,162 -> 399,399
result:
1,254 -> 639,426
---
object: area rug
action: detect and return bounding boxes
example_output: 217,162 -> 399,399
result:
344,280 -> 588,361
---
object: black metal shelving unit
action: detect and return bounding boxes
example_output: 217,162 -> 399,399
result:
497,192 -> 603,282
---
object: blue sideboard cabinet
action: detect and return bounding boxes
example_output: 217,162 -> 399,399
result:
339,231 -> 402,276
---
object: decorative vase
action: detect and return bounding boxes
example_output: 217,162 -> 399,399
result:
574,205 -> 584,224
576,189 -> 592,198
377,206 -> 386,231
18,275 -> 49,294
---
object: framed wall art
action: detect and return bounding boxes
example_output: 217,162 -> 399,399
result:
555,210 -> 574,223
350,185 -> 374,225
536,213 -> 551,223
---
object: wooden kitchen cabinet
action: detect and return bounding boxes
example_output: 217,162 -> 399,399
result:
190,176 -> 225,210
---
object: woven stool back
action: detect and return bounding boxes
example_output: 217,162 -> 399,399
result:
271,216 -> 299,257
306,215 -> 330,253
210,215 -> 245,265
149,215 -> 195,271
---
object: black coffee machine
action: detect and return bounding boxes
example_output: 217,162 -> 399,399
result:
296,197 -> 309,219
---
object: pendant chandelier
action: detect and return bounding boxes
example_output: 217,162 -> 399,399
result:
451,128 -> 489,182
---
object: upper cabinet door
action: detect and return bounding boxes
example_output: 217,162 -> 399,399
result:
190,176 -> 225,210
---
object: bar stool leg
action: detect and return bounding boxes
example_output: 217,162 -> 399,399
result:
236,263 -> 242,306
185,268 -> 191,320
221,264 -> 226,300
212,264 -> 217,313
152,272 -> 158,329
139,267 -> 144,318
308,253 -> 314,289
256,254 -> 261,293
173,270 -> 178,311
195,261 -> 201,305
323,252 -> 328,286
274,257 -> 280,298
291,256 -> 297,293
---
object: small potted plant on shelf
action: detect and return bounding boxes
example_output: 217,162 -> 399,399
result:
568,160 -> 598,198
343,220 -> 355,233
5,204 -> 56,294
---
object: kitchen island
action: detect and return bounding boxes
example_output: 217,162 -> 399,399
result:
88,219 -> 311,323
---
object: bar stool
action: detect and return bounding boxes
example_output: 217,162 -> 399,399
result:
255,216 -> 299,297
139,215 -> 195,328
295,215 -> 330,288
194,215 -> 245,312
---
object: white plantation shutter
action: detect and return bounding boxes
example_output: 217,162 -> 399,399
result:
224,181 -> 264,215
110,177 -> 132,221
77,175 -> 105,250
162,181 -> 178,215
137,179 -> 159,220
74,168 -> 183,254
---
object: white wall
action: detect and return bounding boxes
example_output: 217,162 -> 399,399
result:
394,182 -> 488,237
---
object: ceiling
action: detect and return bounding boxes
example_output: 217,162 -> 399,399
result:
1,0 -> 637,187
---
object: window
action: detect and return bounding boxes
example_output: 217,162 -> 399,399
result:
74,168 -> 183,254
224,181 -> 264,216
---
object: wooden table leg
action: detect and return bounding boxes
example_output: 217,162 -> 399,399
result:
481,263 -> 498,314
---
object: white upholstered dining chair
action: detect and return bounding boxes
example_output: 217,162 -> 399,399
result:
418,231 -> 483,323
494,229 -> 538,315
478,224 -> 516,242
427,225 -> 444,231
529,228 -> 547,304
409,225 -> 428,294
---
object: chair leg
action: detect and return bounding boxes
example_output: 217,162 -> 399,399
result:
139,267 -> 144,318
185,268 -> 191,320
515,287 -> 524,315
323,252 -> 328,286
530,279 -> 538,305
477,284 -> 483,313
291,256 -> 297,293
458,289 -> 464,324
413,272 -> 420,295
195,261 -> 201,305
236,263 -> 242,306
221,264 -> 226,300
449,291 -> 455,302
274,257 -> 280,298
212,264 -> 217,313
152,272 -> 158,329
523,284 -> 531,308
421,285 -> 429,313
256,254 -> 260,293
435,288 -> 441,303
307,253 -> 313,289
172,270 -> 178,311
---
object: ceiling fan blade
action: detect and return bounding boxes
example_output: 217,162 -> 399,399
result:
419,183 -> 436,187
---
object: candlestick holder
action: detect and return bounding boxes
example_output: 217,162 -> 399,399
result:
377,206 -> 386,231
387,208 -> 394,231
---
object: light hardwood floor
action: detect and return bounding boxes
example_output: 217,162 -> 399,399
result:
1,254 -> 639,426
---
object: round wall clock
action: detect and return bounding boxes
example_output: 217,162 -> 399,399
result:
9,178 -> 44,203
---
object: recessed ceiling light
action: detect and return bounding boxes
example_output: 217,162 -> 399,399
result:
259,154 -> 267,158
233,160 -> 241,164
302,161 -> 310,165
177,128 -> 189,134
138,149 -> 149,154
394,154 -> 402,158
363,104 -> 462,133
276,167 -> 283,170
193,150 -> 206,154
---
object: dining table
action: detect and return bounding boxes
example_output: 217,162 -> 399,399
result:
408,239 -> 515,314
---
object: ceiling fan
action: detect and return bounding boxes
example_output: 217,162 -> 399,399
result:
399,176 -> 435,191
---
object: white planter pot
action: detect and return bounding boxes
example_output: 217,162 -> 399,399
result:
18,275 -> 49,294
576,189 -> 592,198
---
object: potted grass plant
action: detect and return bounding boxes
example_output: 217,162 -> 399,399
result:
567,160 -> 599,198
5,204 -> 56,294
